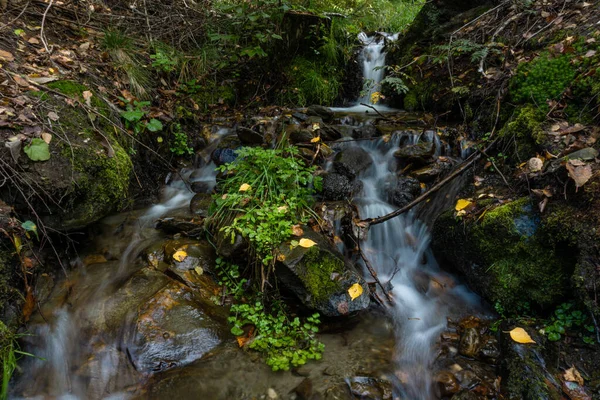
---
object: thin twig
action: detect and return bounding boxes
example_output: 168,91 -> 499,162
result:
40,0 -> 54,55
358,103 -> 393,121
358,244 -> 394,304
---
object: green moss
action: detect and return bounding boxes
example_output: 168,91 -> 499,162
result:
27,90 -> 50,101
504,346 -> 562,400
472,198 -> 568,311
299,247 -> 344,303
404,91 -> 418,111
47,80 -> 88,97
64,138 -> 132,228
510,53 -> 576,107
498,105 -> 545,159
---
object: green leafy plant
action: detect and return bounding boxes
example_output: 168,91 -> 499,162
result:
542,302 -> 595,344
212,145 -> 321,268
119,99 -> 163,135
215,257 -> 248,299
150,48 -> 178,73
229,302 -> 323,371
23,139 -> 50,161
169,125 -> 193,156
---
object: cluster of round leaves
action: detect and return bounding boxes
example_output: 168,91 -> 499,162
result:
511,54 -> 576,106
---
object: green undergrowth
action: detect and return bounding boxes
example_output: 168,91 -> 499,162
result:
0,321 -> 33,400
279,57 -> 341,106
215,258 -> 324,371
211,145 -> 321,268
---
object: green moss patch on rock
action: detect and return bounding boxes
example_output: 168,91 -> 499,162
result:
498,105 -> 545,160
433,197 -> 572,312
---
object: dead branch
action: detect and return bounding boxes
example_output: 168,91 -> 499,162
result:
358,245 -> 394,304
358,139 -> 498,227
358,103 -> 394,121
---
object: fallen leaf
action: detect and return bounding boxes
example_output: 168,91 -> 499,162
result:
298,238 -> 317,248
83,254 -> 107,266
0,50 -> 14,62
239,183 -> 251,192
41,132 -> 52,144
455,199 -> 473,211
82,90 -> 93,107
348,283 -> 363,301
566,160 -> 592,189
173,250 -> 188,262
584,50 -> 597,58
291,224 -> 304,236
564,366 -> 584,386
22,286 -> 35,322
276,253 -> 286,262
509,327 -> 536,344
528,157 -> 544,172
47,111 -> 59,121
310,136 -> 320,143
194,266 -> 204,276
23,138 -> 50,161
277,205 -> 288,212
27,76 -> 58,84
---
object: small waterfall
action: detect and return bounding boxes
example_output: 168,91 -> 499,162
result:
350,133 -> 485,398
357,32 -> 399,105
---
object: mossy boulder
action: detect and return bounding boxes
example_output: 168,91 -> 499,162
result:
498,105 -> 545,160
2,82 -> 132,230
432,197 -> 572,312
275,229 -> 370,317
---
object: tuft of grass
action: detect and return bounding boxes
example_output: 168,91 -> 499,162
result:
0,321 -> 33,400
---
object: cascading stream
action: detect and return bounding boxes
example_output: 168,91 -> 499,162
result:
357,32 -> 399,106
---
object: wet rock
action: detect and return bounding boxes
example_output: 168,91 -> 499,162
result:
434,371 -> 460,397
320,125 -> 343,141
299,147 -> 316,160
215,224 -> 246,259
306,105 -> 334,123
432,197 -> 570,311
478,336 -> 500,361
128,281 -> 226,373
411,159 -> 453,182
275,229 -> 369,317
190,180 -> 213,194
454,369 -> 481,390
290,128 -> 315,144
166,239 -> 215,274
190,193 -> 213,217
499,324 -> 562,399
386,176 -> 421,208
563,147 -> 598,161
156,217 -> 204,236
236,126 -> 264,145
211,135 -> 242,166
393,142 -> 434,164
292,112 -> 309,122
293,378 -> 313,400
352,124 -> 378,139
459,327 -> 481,358
333,147 -> 374,179
321,173 -> 362,201
346,377 -> 392,400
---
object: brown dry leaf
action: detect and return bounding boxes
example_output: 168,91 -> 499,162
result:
455,199 -> 473,211
291,225 -> 304,236
564,366 -> 584,386
0,50 -> 15,62
173,250 -> 188,262
22,286 -> 35,322
28,37 -> 40,45
566,160 -> 593,189
47,111 -> 59,121
13,75 -> 30,87
82,90 -> 93,107
41,132 -> 52,144
299,238 -> 317,248
508,327 -> 536,344
348,283 -> 363,301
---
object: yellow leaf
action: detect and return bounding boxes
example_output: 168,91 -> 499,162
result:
455,199 -> 473,211
509,327 -> 536,344
157,136 -> 163,143
173,250 -> 188,262
371,91 -> 381,104
348,283 -> 363,301
194,266 -> 204,276
298,238 -> 316,248
310,136 -> 320,143
239,183 -> 251,192
564,366 -> 584,386
277,205 -> 288,212
277,253 -> 286,262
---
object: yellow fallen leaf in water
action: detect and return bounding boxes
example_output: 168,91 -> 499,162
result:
509,327 -> 536,344
239,183 -> 252,192
455,199 -> 473,211
298,238 -> 317,248
348,283 -> 363,301
173,250 -> 188,262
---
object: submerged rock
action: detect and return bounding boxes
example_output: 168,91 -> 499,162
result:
128,281 -> 226,373
386,176 -> 421,208
346,376 -> 392,400
333,147 -> 374,179
393,142 -> 434,164
190,193 -> 213,217
275,230 -> 369,316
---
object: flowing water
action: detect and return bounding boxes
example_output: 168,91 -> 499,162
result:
10,34 -> 492,400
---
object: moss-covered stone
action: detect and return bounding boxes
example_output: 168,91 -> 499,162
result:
432,198 -> 571,312
1,85 -> 133,231
275,229 -> 369,316
498,105 -> 545,160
